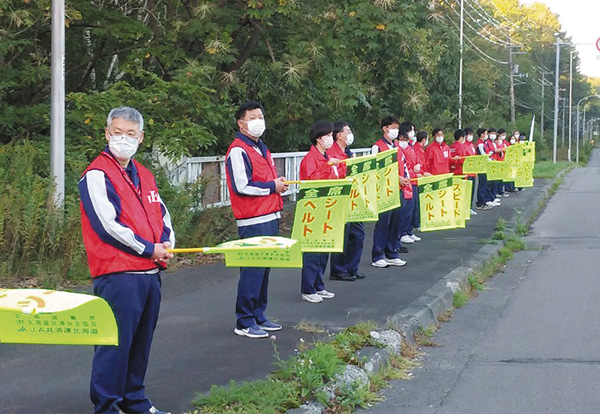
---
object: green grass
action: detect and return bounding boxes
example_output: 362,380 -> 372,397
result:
533,161 -> 572,179
190,321 -> 413,414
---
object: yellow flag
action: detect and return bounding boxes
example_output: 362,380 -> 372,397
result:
206,236 -> 303,268
418,175 -> 455,232
291,179 -> 352,252
452,177 -> 471,228
345,154 -> 379,222
487,160 -> 509,181
0,289 -> 118,345
462,155 -> 489,174
375,148 -> 401,213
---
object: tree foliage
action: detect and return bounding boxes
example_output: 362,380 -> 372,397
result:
2,0 -> 596,161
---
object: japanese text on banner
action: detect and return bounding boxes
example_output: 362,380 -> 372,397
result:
418,174 -> 455,232
345,155 -> 379,222
291,179 -> 352,252
375,149 -> 401,214
462,154 -> 489,174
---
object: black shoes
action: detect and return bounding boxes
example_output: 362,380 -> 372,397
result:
330,273 -> 357,282
351,271 -> 367,279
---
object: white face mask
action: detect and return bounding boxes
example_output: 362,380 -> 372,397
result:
436,135 -> 444,144
387,128 -> 399,140
345,132 -> 354,146
109,135 -> 139,160
489,134 -> 497,140
321,135 -> 333,150
246,119 -> 266,137
398,140 -> 409,149
510,138 -> 516,145
408,130 -> 415,140
466,135 -> 473,142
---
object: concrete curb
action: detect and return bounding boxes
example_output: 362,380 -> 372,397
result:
284,174 -> 563,414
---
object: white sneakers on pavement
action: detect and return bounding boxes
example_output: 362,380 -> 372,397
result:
409,234 -> 421,242
302,290 -> 335,303
372,259 -> 389,268
385,258 -> 407,266
400,235 -> 415,244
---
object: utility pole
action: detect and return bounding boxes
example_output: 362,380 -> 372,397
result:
539,71 -> 553,141
552,39 -> 560,164
568,51 -> 575,162
560,97 -> 566,147
458,0 -> 464,129
509,43 -> 516,126
50,0 -> 65,207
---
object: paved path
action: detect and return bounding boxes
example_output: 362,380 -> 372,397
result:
0,176 -> 548,414
362,150 -> 600,414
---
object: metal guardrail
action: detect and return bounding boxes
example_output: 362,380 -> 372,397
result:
163,148 -> 372,208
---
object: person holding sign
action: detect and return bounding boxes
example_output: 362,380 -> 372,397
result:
79,107 -> 175,414
463,127 -> 478,215
396,126 -> 420,247
475,128 -> 496,210
450,129 -> 469,176
225,101 -> 287,338
371,116 -> 406,268
298,121 -> 339,303
328,121 -> 367,282
425,128 -> 451,175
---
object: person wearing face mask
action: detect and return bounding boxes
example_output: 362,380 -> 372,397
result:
79,107 -> 175,414
397,122 -> 422,246
504,130 -> 519,193
425,127 -> 451,175
395,127 -> 420,249
475,128 -> 499,209
328,121 -> 367,282
371,116 -> 406,268
484,128 -> 502,205
462,127 -> 478,215
411,130 -> 431,231
450,128 -> 469,176
225,101 -> 288,338
299,121 -> 340,302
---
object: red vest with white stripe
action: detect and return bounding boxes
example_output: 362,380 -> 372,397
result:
226,138 -> 283,220
80,152 -> 165,278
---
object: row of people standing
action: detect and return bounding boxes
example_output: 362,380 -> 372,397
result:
224,101 -> 527,341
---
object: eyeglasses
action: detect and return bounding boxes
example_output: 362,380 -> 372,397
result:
110,134 -> 140,144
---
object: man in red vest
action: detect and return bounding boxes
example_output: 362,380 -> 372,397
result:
79,106 -> 174,414
425,128 -> 451,175
225,101 -> 288,338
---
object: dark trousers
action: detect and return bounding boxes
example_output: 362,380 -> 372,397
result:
372,207 -> 401,262
399,192 -> 416,237
467,176 -> 476,207
410,185 -> 420,229
91,273 -> 162,414
476,173 -> 488,207
236,219 -> 279,329
330,222 -> 365,276
301,252 -> 328,294
486,179 -> 497,202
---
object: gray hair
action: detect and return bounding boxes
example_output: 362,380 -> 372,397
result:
106,106 -> 144,131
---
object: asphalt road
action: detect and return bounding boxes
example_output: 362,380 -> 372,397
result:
361,150 -> 600,414
0,175 -> 548,414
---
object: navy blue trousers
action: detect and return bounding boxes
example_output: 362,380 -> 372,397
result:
372,207 -> 401,262
476,173 -> 488,207
467,176 -> 476,207
236,219 -> 279,329
91,273 -> 161,414
330,222 -> 365,275
399,192 -> 416,237
410,185 -> 420,229
301,252 -> 328,294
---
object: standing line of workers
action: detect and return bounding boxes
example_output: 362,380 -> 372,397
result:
224,101 -> 529,340
77,103 -> 529,414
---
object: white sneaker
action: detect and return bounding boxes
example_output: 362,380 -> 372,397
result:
400,235 -> 415,244
492,201 -> 501,206
409,234 -> 421,242
494,198 -> 501,203
486,201 -> 495,207
470,209 -> 478,215
503,193 -> 510,197
316,289 -> 335,299
385,258 -> 407,266
302,293 -> 323,303
372,259 -> 390,268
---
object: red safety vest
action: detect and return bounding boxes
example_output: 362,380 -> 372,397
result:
226,138 -> 283,220
80,152 -> 165,278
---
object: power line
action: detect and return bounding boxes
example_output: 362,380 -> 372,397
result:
447,1 -> 513,47
446,16 -> 509,65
